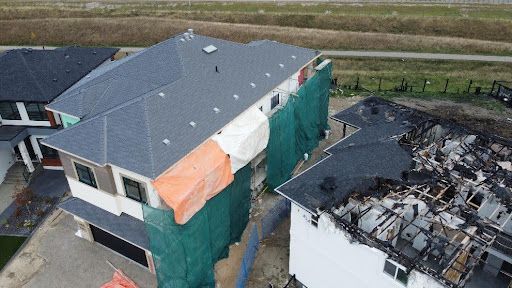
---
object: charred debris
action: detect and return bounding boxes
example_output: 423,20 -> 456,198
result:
278,97 -> 512,287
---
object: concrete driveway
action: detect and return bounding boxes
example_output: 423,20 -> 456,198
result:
0,209 -> 157,288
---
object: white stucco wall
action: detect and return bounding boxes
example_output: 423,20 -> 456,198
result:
289,203 -> 446,288
0,148 -> 15,183
68,176 -> 144,220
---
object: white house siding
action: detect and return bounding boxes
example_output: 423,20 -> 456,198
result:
0,148 -> 15,183
110,164 -> 162,209
67,176 -> 144,220
0,102 -> 51,127
289,203 -> 446,288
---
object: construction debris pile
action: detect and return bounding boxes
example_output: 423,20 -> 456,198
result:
326,99 -> 512,287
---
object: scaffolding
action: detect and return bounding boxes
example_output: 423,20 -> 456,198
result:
267,61 -> 332,190
143,165 -> 252,288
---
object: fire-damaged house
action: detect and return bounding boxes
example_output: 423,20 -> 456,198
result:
276,97 -> 512,288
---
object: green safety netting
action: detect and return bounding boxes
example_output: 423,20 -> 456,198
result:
143,164 -> 252,288
267,61 -> 332,190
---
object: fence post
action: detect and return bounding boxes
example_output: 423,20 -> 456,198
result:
378,78 -> 382,92
422,79 -> 427,92
443,79 -> 449,93
491,80 -> 496,95
401,78 -> 405,91
467,80 -> 473,93
355,77 -> 359,90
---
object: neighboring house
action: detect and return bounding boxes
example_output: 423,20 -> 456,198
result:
276,97 -> 512,288
42,31 -> 329,272
0,46 -> 118,183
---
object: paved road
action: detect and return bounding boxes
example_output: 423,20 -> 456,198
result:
2,45 -> 512,63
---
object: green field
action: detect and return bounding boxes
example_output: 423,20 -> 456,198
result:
0,235 -> 26,270
331,57 -> 512,112
1,2 -> 512,54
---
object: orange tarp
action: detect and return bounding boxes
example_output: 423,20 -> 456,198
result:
153,139 -> 234,224
101,270 -> 138,288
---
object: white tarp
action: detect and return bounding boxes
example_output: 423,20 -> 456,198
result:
213,107 -> 270,173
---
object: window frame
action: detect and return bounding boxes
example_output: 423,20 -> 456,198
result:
121,175 -> 148,204
0,102 -> 21,120
270,92 -> 280,110
25,102 -> 48,121
383,259 -> 408,286
73,161 -> 98,188
37,138 -> 59,159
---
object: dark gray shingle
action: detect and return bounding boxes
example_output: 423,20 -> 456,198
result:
44,34 -> 319,178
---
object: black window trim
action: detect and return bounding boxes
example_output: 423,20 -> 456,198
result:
25,102 -> 48,121
383,259 -> 408,286
37,137 -> 59,159
0,101 -> 22,120
122,175 -> 148,204
74,161 -> 98,188
271,92 -> 280,110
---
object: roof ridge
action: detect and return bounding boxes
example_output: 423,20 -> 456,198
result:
103,115 -> 108,163
18,50 -> 47,99
142,97 -> 156,179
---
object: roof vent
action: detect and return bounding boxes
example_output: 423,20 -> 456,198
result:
65,55 -> 70,59
233,94 -> 239,100
66,69 -> 70,73
92,51 -> 97,55
188,28 -> 194,38
265,73 -> 271,78
180,38 -> 186,42
291,55 -> 297,59
52,78 -> 57,82
213,107 -> 221,113
77,61 -> 82,65
163,139 -> 171,145
279,63 -> 284,68
250,82 -> 256,88
203,45 -> 218,54
158,92 -> 165,98
189,121 -> 197,128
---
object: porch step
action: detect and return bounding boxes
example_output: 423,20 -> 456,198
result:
3,163 -> 27,185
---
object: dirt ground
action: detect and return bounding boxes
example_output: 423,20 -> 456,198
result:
394,98 -> 512,139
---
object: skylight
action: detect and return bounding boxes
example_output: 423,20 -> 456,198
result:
203,45 -> 218,54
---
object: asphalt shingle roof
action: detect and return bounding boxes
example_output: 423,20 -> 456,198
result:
275,97 -> 427,214
44,33 -> 319,179
0,47 -> 118,102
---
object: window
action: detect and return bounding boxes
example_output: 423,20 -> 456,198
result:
0,102 -> 21,120
74,162 -> 97,188
37,138 -> 59,159
271,93 -> 280,110
122,177 -> 147,204
25,103 -> 48,121
383,259 -> 408,285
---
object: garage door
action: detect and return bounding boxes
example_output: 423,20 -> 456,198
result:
90,225 -> 148,267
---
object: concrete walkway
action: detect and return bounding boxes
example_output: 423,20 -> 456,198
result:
2,45 -> 512,63
0,211 -> 157,288
321,50 -> 512,63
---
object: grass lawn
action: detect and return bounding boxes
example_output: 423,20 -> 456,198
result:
0,235 -> 26,270
331,57 -> 512,112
